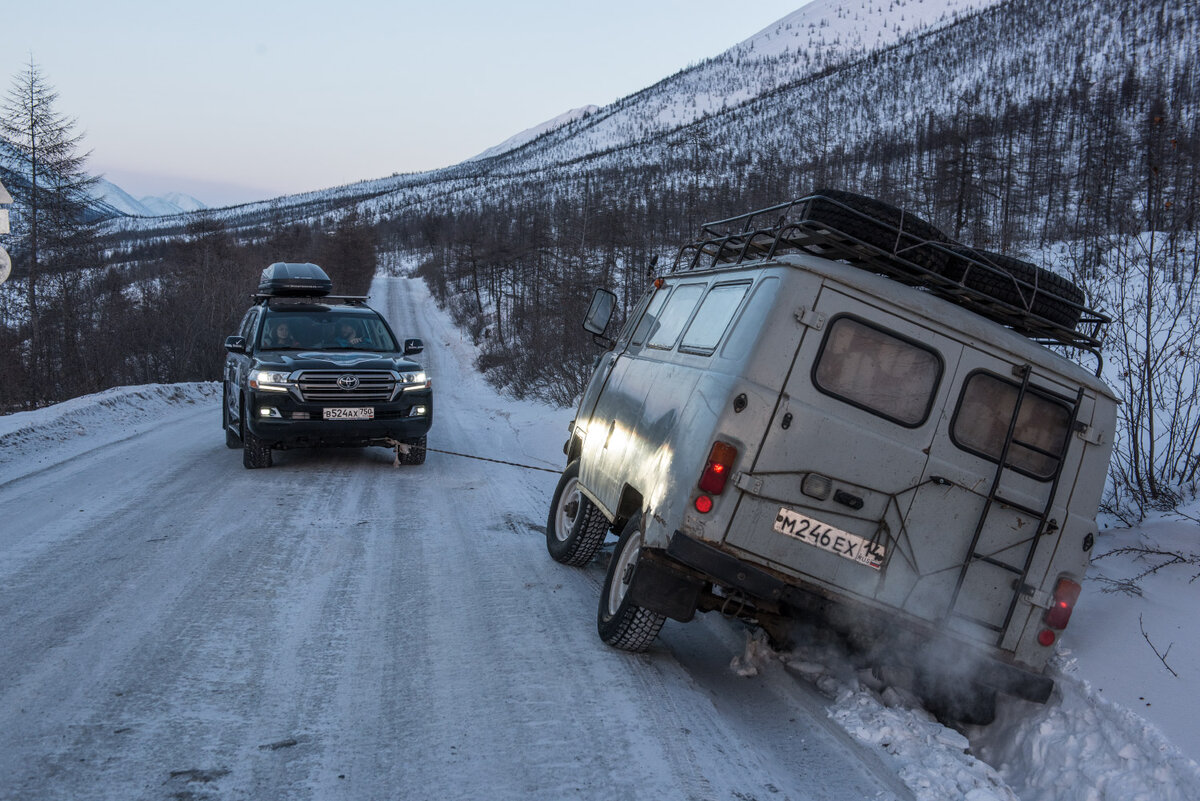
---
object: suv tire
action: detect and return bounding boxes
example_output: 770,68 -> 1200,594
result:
243,427 -> 273,469
398,435 -> 427,465
223,386 -> 241,449
598,513 -> 666,652
808,188 -> 951,275
546,460 -> 609,566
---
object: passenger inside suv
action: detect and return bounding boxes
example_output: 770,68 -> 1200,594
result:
336,320 -> 368,347
264,321 -> 302,349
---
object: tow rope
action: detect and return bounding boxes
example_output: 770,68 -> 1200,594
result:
427,446 -> 561,473
390,439 -> 561,474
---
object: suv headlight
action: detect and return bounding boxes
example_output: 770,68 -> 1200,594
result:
249,369 -> 293,392
399,371 -> 429,391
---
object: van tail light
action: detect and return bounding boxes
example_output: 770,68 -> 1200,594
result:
1043,576 -> 1082,630
698,441 -> 737,495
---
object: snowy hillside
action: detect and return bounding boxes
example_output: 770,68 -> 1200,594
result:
468,105 -> 601,162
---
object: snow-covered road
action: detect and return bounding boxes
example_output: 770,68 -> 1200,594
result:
0,277 -> 913,801
3,276 -> 1198,801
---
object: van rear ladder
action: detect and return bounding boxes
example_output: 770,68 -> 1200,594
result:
943,364 -> 1084,644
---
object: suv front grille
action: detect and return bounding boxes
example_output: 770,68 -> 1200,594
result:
296,370 -> 395,402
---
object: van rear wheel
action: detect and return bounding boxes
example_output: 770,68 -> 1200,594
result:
598,514 -> 666,652
546,460 -> 608,566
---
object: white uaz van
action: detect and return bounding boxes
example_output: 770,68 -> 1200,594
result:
547,190 -> 1116,721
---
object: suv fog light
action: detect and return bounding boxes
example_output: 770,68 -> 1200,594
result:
409,405 -> 427,417
259,406 -> 282,418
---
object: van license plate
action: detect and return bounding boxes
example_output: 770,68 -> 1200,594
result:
323,407 -> 373,420
773,507 -> 885,570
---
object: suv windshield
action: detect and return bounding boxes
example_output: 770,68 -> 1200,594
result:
259,310 -> 398,352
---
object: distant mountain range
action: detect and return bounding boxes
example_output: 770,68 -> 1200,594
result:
88,178 -> 207,218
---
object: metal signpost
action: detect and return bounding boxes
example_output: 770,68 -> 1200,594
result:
0,176 -> 11,284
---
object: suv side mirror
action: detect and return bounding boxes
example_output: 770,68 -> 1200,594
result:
224,335 -> 247,354
403,338 -> 424,356
582,289 -> 616,336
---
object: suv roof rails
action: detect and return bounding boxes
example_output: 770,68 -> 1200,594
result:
251,293 -> 370,307
671,193 -> 1110,359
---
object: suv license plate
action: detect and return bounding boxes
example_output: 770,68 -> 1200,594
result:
323,407 -> 374,420
773,507 -> 885,570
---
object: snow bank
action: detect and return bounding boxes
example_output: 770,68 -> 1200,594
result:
0,382 -> 219,486
733,610 -> 1200,801
973,665 -> 1200,801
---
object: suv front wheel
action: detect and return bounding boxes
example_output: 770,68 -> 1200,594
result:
242,399 -> 273,469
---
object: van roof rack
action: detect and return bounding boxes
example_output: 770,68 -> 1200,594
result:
672,193 -> 1109,357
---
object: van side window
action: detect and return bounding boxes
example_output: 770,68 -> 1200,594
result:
631,287 -> 672,346
616,291 -> 652,346
647,283 -> 705,350
951,372 -> 1072,480
813,316 -> 942,427
680,282 -> 751,355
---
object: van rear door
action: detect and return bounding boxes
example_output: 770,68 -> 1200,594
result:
891,355 -> 1088,649
721,285 -> 963,605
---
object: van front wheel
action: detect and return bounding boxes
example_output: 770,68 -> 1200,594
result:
598,514 -> 666,652
546,460 -> 609,566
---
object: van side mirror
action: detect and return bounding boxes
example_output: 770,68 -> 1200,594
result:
403,338 -> 424,356
582,289 -> 616,336
224,335 -> 247,354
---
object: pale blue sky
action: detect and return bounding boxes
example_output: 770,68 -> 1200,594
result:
4,1 -> 806,206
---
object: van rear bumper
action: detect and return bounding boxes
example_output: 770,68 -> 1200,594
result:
664,531 -> 1054,704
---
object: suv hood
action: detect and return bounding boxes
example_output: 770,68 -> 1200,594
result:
253,351 -> 423,372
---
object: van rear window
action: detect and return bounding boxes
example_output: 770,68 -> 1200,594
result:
951,372 -> 1073,479
813,317 -> 942,427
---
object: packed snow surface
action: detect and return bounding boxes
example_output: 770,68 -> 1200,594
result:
1,276 -> 1197,800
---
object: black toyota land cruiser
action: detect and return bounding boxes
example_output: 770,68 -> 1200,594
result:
222,262 -> 433,469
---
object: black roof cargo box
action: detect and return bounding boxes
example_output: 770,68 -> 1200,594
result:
258,262 -> 332,296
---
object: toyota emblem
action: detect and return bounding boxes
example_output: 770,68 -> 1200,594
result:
337,374 -> 360,390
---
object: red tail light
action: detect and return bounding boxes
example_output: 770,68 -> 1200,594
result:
698,441 -> 737,495
1043,577 -> 1082,630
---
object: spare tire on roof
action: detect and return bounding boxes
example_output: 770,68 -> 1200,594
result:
945,246 -> 1085,331
805,188 -> 952,276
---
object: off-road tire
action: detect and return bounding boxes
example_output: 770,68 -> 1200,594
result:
242,428 -> 273,469
946,246 -> 1085,331
598,514 -> 666,652
807,188 -> 952,275
546,460 -> 609,566
223,386 -> 240,449
398,436 -> 427,466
